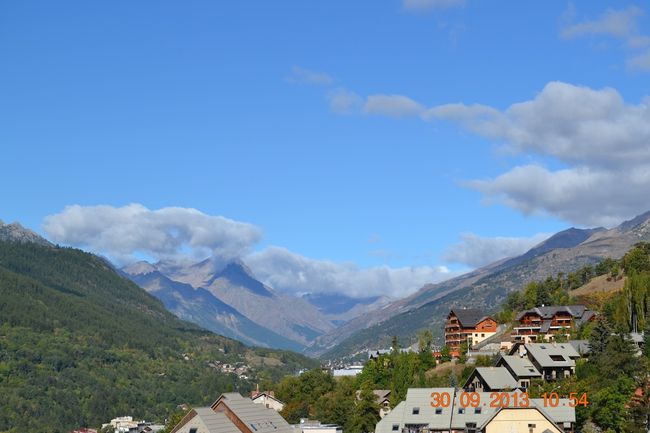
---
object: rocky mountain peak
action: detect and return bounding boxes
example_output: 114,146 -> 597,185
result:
122,261 -> 158,276
617,210 -> 650,234
0,220 -> 52,247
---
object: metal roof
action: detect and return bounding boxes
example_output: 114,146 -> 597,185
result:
185,408 -> 241,433
496,355 -> 541,378
211,393 -> 293,433
515,305 -> 592,323
375,389 -> 575,433
374,388 -> 455,433
524,343 -> 578,368
449,392 -> 497,429
469,367 -> 519,390
449,308 -> 491,328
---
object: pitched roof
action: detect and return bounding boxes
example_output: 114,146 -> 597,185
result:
195,408 -> 241,433
524,343 -> 578,368
372,390 -> 391,403
449,308 -> 492,328
449,392 -> 497,429
374,388 -> 455,433
251,392 -> 285,405
496,355 -> 541,378
470,367 -> 519,390
375,388 -> 575,433
211,393 -> 293,433
568,340 -> 591,356
478,406 -> 563,432
515,305 -> 593,323
448,394 -> 573,430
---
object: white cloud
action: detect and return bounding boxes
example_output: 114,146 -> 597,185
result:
426,81 -> 650,226
443,232 -> 550,268
287,66 -> 334,86
428,82 -> 650,168
327,88 -> 363,114
43,204 -> 262,264
403,0 -> 465,12
328,81 -> 650,227
43,204 -> 459,298
560,6 -> 645,42
247,246 -> 455,298
363,94 -> 426,118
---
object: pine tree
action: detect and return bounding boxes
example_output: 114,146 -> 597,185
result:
589,317 -> 612,356
347,388 -> 380,433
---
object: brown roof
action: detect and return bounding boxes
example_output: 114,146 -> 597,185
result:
449,308 -> 492,328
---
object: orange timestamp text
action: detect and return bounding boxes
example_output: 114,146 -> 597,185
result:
430,391 -> 589,409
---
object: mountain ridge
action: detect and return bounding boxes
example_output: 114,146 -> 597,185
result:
313,210 -> 650,358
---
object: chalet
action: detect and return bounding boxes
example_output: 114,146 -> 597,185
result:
510,343 -> 579,381
445,309 -> 497,349
512,305 -> 596,343
463,367 -> 520,392
375,388 -> 575,433
250,390 -> 285,412
170,393 -> 292,433
495,355 -> 541,389
369,389 -> 392,418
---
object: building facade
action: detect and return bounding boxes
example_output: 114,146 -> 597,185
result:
445,309 -> 497,349
512,305 -> 596,343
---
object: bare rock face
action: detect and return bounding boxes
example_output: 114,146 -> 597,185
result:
0,220 -> 52,247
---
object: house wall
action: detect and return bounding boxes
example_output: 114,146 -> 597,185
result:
253,395 -> 285,412
484,409 -> 561,433
446,315 -> 496,348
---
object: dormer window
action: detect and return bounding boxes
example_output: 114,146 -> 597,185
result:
412,407 -> 420,415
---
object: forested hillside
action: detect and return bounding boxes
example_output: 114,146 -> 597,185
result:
0,241 -> 317,433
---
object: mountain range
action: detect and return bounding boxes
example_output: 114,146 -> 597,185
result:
5,211 -> 650,360
121,257 -> 390,352
310,210 -> 650,358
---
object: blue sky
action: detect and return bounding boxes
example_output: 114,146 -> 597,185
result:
2,1 -> 650,298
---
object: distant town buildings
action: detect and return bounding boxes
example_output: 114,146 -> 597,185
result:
332,365 -> 364,377
512,305 -> 596,343
444,308 -> 497,349
100,416 -> 163,433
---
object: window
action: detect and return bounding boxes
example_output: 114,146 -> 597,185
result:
412,407 -> 420,415
250,424 -> 258,432
474,408 -> 481,414
540,345 -> 546,349
435,408 -> 442,415
528,423 -> 536,433
189,429 -> 198,433
550,355 -> 565,362
392,425 -> 399,431
481,333 -> 485,337
458,408 -> 465,414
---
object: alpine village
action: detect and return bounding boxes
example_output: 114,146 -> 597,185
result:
2,211 -> 650,433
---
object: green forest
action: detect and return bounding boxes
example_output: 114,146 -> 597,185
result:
0,241 -> 317,433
